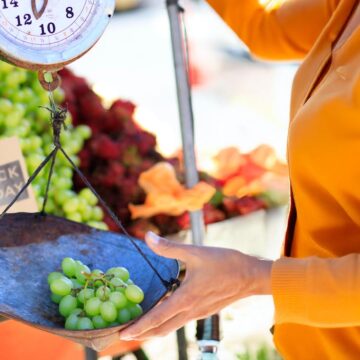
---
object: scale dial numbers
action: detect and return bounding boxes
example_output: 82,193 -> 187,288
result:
0,0 -> 114,70
0,0 -> 91,48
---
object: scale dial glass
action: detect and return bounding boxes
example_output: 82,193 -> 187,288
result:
0,0 -> 115,70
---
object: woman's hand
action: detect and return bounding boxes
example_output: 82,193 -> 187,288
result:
119,231 -> 273,341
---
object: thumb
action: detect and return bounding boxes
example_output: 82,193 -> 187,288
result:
145,231 -> 194,262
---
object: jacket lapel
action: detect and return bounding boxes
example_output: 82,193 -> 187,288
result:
290,0 -> 357,121
284,0 -> 358,257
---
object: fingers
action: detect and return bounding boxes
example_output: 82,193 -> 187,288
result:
120,289 -> 189,339
145,231 -> 197,262
121,312 -> 188,341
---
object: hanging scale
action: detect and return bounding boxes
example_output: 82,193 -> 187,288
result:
0,0 -> 180,294
0,0 -> 115,91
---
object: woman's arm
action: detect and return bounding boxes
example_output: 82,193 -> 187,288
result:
207,0 -> 341,60
119,231 -> 360,341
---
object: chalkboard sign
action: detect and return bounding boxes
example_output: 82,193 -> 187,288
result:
0,160 -> 29,206
0,137 -> 37,213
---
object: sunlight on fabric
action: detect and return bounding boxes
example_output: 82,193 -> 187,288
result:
259,0 -> 285,12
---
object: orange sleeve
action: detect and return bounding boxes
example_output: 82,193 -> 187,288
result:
206,0 -> 340,60
272,255 -> 360,327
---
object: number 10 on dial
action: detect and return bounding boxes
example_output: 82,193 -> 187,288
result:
0,0 -> 115,89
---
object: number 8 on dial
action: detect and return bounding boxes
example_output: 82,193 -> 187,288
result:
0,0 -> 115,88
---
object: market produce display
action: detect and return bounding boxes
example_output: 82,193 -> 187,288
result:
0,62 -> 107,230
48,257 -> 144,330
60,68 -> 289,238
60,68 -> 164,232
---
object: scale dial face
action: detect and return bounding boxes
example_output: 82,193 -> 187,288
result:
0,0 -> 115,70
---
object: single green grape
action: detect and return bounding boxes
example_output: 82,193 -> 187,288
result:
84,297 -> 101,317
51,293 -> 63,304
53,87 -> 65,103
0,98 -> 13,114
54,190 -> 75,206
0,61 -> 13,74
63,198 -> 80,214
76,125 -> 92,140
92,269 -> 104,276
70,308 -> 84,317
128,304 -> 143,319
117,308 -> 131,324
78,199 -> 93,222
100,301 -> 117,323
125,285 -> 144,304
47,271 -> 63,285
71,279 -> 83,289
50,277 -> 73,296
27,135 -> 42,151
62,257 -> 77,277
65,139 -> 83,155
109,292 -> 128,309
69,155 -> 80,167
106,267 -> 130,282
34,106 -> 50,122
88,221 -> 108,231
91,206 -> 104,221
65,314 -> 79,330
79,188 -> 98,206
54,177 -> 73,190
67,212 -> 82,223
59,295 -> 78,317
6,71 -> 26,88
110,277 -> 126,288
58,167 -> 73,179
44,198 -> 56,213
27,153 -> 45,174
92,315 -> 108,329
75,263 -> 91,284
77,288 -> 95,304
96,286 -> 111,300
77,317 -> 94,330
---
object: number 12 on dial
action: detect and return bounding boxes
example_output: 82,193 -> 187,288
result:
0,0 -> 115,72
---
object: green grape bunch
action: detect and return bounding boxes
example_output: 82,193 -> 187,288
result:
0,61 -> 107,230
48,257 -> 144,330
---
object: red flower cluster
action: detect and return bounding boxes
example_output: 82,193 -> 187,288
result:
60,69 -> 268,238
60,69 -> 162,232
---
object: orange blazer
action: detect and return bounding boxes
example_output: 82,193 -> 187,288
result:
207,0 -> 360,358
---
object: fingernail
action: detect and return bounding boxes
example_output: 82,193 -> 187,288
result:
147,231 -> 160,244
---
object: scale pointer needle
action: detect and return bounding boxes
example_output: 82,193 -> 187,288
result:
31,0 -> 49,20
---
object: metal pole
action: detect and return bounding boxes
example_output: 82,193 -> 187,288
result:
84,348 -> 98,360
166,0 -> 204,246
166,1 -> 220,358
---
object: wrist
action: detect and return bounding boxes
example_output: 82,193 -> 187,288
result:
248,257 -> 273,296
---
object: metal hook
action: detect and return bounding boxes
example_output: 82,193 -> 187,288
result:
38,70 -> 61,91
